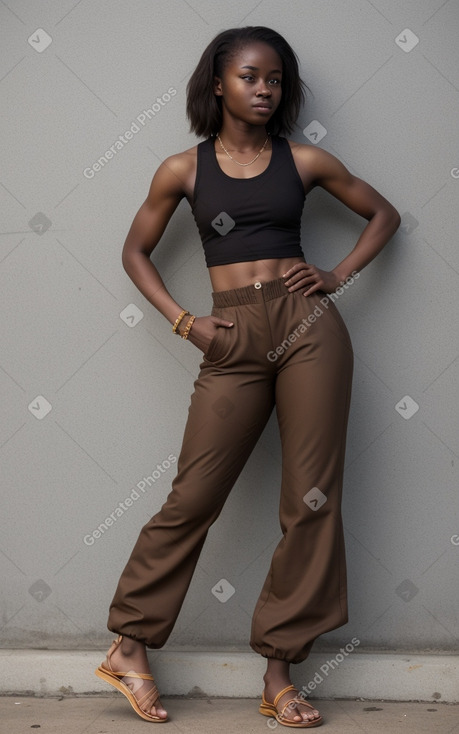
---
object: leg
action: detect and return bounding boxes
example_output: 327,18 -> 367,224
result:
107,359 -> 274,647
102,352 -> 274,718
252,291 -> 353,723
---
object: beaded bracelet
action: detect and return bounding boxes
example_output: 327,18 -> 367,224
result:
181,314 -> 196,340
172,309 -> 189,334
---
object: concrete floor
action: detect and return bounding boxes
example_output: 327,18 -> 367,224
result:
2,695 -> 458,734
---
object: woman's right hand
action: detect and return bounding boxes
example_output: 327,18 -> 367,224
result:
179,315 -> 234,354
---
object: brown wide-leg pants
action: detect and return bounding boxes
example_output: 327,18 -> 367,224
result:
107,277 -> 353,664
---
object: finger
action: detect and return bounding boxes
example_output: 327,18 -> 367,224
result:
302,282 -> 322,297
282,262 -> 311,278
284,267 -> 316,286
285,280 -> 308,292
283,270 -> 304,283
214,318 -> 234,328
286,274 -> 318,291
284,273 -> 307,288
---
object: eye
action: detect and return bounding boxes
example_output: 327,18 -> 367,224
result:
241,75 -> 254,82
269,79 -> 281,85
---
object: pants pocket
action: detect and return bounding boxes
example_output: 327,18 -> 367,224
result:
204,306 -> 237,364
204,327 -> 225,362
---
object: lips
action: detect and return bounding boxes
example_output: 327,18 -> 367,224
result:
253,103 -> 272,110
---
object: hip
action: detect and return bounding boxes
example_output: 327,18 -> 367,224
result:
204,277 -> 353,367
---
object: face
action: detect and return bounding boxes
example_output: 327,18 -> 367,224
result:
214,41 -> 283,127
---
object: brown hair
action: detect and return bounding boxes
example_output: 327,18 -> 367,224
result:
186,26 -> 309,138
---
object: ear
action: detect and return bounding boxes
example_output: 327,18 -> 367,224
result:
213,76 -> 223,96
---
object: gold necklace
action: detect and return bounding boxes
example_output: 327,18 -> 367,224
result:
216,133 -> 270,167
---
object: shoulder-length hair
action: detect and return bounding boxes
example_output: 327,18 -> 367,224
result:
186,26 -> 309,138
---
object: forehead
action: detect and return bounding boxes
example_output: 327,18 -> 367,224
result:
229,41 -> 282,70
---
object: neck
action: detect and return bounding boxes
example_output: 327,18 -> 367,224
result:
217,121 -> 270,151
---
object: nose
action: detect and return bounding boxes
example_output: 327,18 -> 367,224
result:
256,80 -> 271,97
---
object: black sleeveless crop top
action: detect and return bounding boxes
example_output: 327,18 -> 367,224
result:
191,135 -> 306,267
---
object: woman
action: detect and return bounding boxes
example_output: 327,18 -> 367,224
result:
95,26 -> 400,727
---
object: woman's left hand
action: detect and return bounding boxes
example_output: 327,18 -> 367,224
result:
283,262 -> 340,297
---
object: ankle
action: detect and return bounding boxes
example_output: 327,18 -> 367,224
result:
264,658 -> 291,684
119,636 -> 145,656
263,673 -> 292,692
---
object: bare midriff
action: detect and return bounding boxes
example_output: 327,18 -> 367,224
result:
209,256 -> 305,292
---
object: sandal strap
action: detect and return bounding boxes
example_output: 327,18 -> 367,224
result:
292,697 -> 316,712
273,684 -> 297,708
136,683 -> 160,709
279,697 -> 317,719
105,637 -> 154,678
104,634 -> 162,713
115,669 -> 155,681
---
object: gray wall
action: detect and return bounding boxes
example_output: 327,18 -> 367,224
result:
1,0 -> 458,654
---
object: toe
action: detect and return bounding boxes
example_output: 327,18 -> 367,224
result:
303,706 -> 320,721
280,704 -> 304,723
152,707 -> 168,719
296,706 -> 313,722
151,698 -> 168,719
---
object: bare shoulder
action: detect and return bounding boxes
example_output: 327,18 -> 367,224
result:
285,139 -> 398,218
161,145 -> 197,175
150,144 -> 198,199
287,138 -> 325,165
286,139 -> 350,185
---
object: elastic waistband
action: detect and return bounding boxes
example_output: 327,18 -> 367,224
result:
212,277 -> 289,307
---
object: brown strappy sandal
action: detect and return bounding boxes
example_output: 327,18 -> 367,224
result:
95,634 -> 168,723
259,684 -> 323,728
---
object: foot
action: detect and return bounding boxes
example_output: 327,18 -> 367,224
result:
109,636 -> 168,720
263,673 -> 321,725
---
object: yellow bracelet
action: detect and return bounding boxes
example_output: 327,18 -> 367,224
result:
172,309 -> 188,334
181,314 -> 196,340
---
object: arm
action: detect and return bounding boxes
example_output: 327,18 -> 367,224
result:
285,146 -> 401,295
121,156 -> 188,323
121,154 -> 232,349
